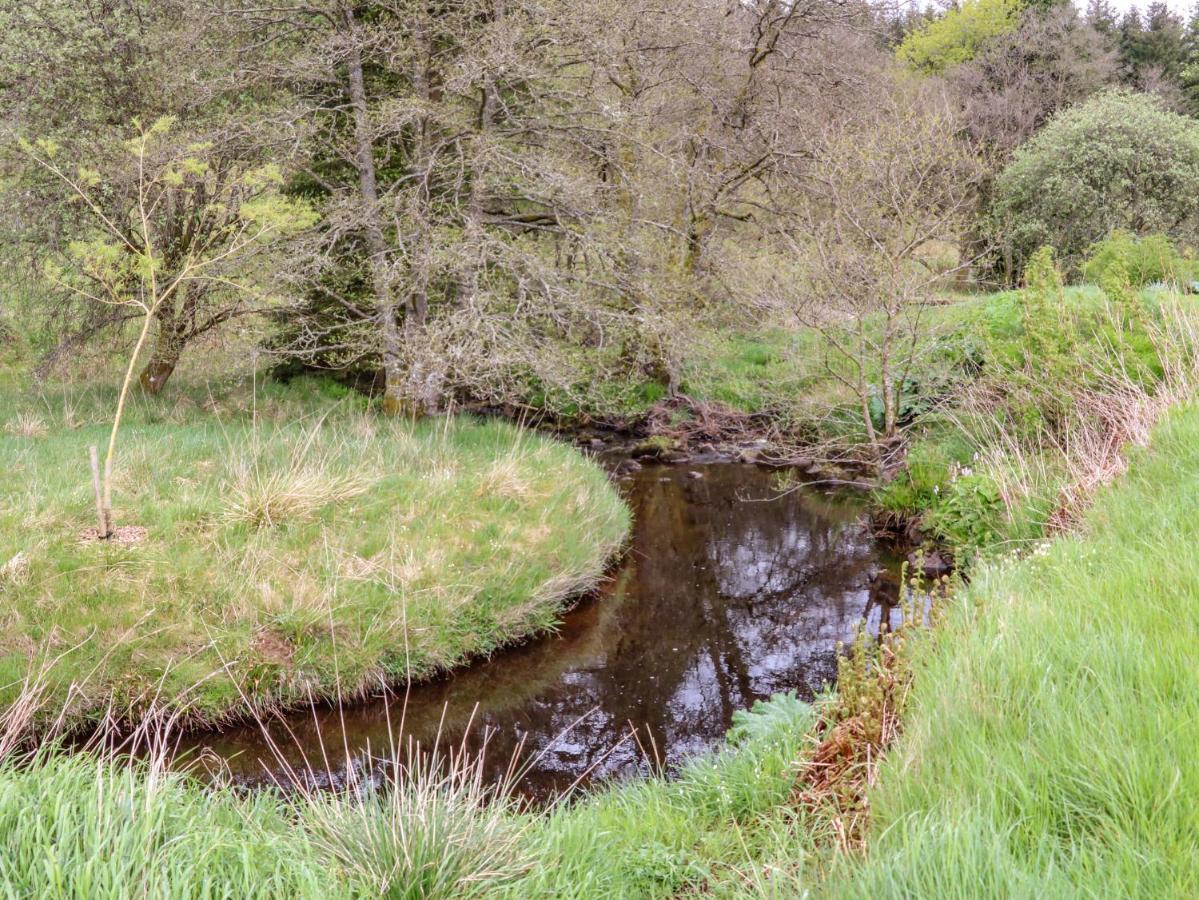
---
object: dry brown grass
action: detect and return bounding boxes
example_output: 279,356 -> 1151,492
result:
222,458 -> 373,528
0,551 -> 30,588
476,456 -> 533,501
3,412 -> 47,438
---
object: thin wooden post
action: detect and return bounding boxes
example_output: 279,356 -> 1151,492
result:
89,445 -> 108,539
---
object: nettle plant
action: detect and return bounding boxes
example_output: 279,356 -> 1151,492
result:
22,117 -> 315,539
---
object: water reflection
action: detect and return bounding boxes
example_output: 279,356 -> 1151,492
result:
173,463 -> 903,800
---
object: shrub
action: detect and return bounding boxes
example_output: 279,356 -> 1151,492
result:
1081,231 -> 1192,288
992,91 -> 1199,276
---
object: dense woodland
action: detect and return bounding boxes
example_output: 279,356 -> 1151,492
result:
4,0 -> 1199,435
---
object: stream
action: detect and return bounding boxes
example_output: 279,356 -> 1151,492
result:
170,462 -> 906,801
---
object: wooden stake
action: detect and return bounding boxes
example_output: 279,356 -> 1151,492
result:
89,445 -> 107,539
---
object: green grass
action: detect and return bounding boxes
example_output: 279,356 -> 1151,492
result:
830,401 -> 1199,897
0,375 -> 630,730
0,691 -> 819,898
0,752 -> 344,898
500,694 -> 820,898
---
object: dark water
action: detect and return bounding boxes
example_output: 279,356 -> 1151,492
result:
171,463 -> 904,800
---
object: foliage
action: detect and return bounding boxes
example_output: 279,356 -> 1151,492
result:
1081,230 -> 1193,287
923,470 -> 1004,549
949,3 -> 1117,165
876,281 -> 1196,554
834,401 -> 1199,896
1018,246 -> 1076,372
992,90 -> 1199,275
897,0 -> 1024,73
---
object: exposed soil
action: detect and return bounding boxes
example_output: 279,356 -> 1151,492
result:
79,525 -> 149,545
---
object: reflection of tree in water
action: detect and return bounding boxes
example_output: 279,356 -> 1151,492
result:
175,464 -> 902,800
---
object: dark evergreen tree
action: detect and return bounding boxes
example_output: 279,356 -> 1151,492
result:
1143,2 -> 1187,78
1085,0 -> 1119,37
1119,7 -> 1147,83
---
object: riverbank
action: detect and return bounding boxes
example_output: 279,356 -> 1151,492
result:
0,376 -> 630,734
478,283 -> 1189,558
2,282 -> 1196,895
827,400 -> 1199,896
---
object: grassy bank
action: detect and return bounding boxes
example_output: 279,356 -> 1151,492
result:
0,691 -> 818,899
0,376 -> 630,731
830,401 -> 1199,896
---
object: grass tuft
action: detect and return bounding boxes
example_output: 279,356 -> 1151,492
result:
3,411 -> 48,438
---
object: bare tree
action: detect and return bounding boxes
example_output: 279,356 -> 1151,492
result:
763,77 -> 984,456
949,4 -> 1118,164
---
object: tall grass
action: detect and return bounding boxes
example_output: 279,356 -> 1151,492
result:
0,750 -> 341,898
829,401 -> 1199,896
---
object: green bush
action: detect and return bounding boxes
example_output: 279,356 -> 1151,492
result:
897,0 -> 1023,73
993,91 -> 1199,276
1082,231 -> 1193,287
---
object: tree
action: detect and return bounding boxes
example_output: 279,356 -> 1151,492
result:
229,0 -> 870,416
992,89 -> 1199,275
949,4 -> 1117,163
23,118 -> 313,536
759,78 -> 983,454
896,0 -> 1024,74
1085,0 -> 1119,37
228,0 -> 654,415
0,0 -> 294,391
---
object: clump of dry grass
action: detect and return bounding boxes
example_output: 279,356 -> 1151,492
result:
223,460 -> 373,528
476,456 -> 532,501
3,412 -> 47,438
0,551 -> 30,588
220,422 -> 375,528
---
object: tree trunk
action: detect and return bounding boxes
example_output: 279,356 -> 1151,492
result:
343,8 -> 407,416
138,305 -> 184,394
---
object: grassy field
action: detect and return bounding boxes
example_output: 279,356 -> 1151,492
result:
828,401 -> 1199,897
0,375 -> 630,731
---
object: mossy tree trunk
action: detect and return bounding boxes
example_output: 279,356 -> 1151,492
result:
138,302 -> 187,395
